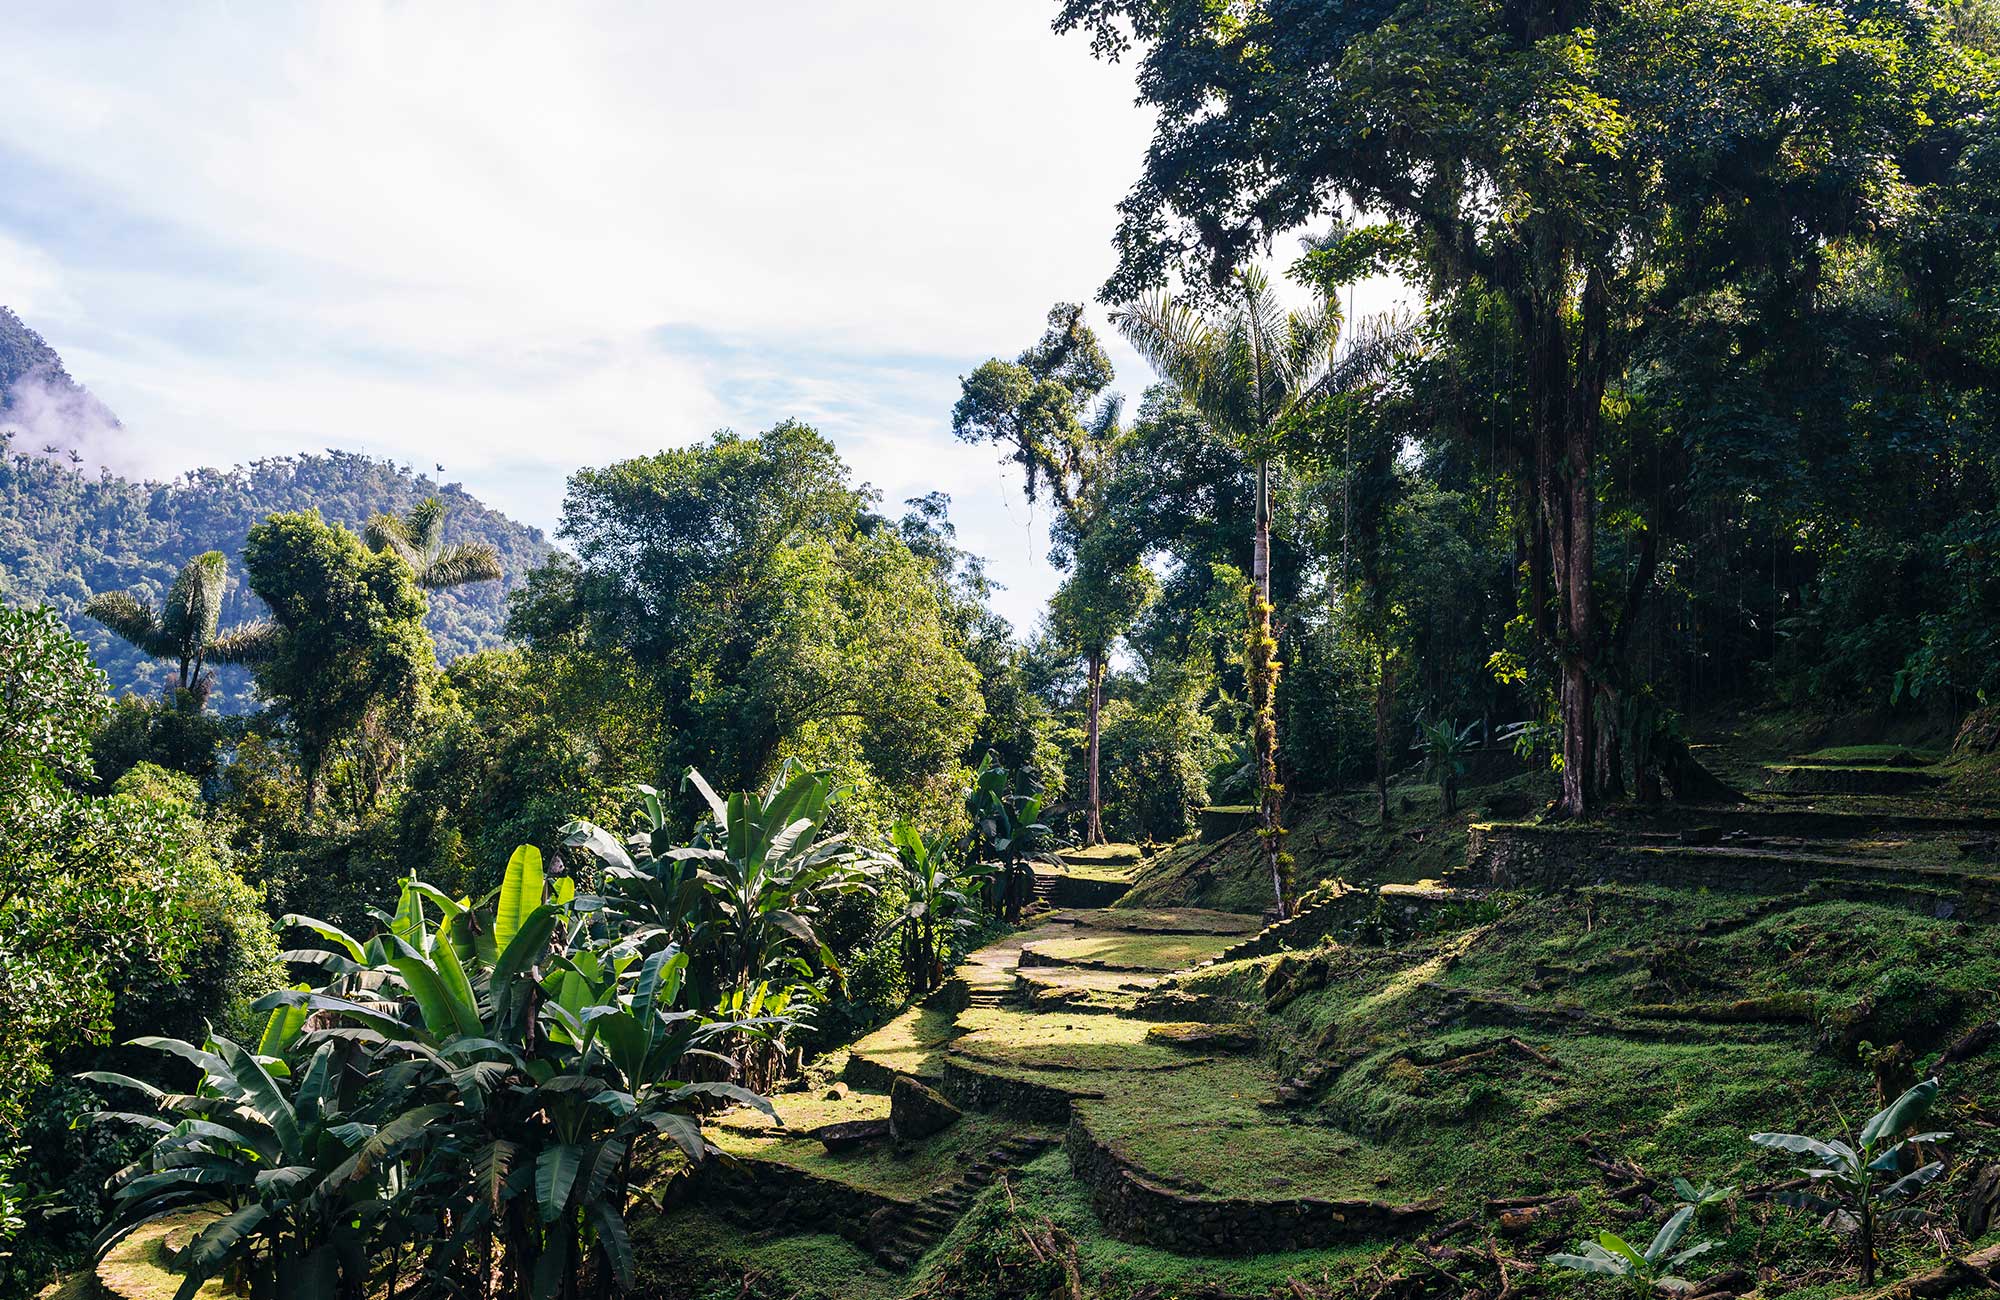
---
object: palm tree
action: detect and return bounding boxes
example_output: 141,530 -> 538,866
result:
1115,268 -> 1372,918
85,551 -> 279,694
363,496 -> 503,591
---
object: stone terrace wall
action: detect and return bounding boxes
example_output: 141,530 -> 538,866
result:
1457,823 -> 2000,920
690,1151 -> 904,1247
1062,1114 -> 1435,1254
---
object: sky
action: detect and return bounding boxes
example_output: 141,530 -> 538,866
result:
0,3 -> 1408,637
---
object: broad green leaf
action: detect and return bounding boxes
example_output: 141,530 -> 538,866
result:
536,1143 -> 586,1222
1645,1206 -> 1694,1265
1861,1077 -> 1939,1148
495,845 -> 545,954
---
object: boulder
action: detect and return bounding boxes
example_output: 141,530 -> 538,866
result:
889,1075 -> 961,1141
823,1081 -> 850,1101
810,1117 -> 891,1152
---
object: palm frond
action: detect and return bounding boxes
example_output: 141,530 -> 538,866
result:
159,552 -> 229,653
84,591 -> 173,657
420,542 -> 503,591
208,619 -> 285,666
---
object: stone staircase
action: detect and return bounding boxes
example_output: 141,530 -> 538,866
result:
870,1135 -> 1058,1270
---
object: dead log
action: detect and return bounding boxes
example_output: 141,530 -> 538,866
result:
1851,1242 -> 2000,1299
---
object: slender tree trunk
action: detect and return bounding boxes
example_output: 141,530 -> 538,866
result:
1248,459 -> 1289,917
1085,647 -> 1105,846
1374,646 -> 1394,823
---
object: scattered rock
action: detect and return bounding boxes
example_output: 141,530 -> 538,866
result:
890,1075 -> 961,1141
824,1081 -> 849,1101
810,1117 -> 891,1152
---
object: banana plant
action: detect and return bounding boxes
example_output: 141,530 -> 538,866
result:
1751,1077 -> 1952,1286
1417,718 -> 1479,814
283,848 -> 768,1299
81,1007 -> 452,1300
564,766 -> 878,1088
873,819 -> 976,996
962,754 -> 1053,923
1548,1205 -> 1716,1296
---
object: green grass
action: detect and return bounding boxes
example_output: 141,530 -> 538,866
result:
1019,931 -> 1237,971
909,1150 -> 1392,1300
631,1205 -> 904,1300
711,1089 -> 1054,1199
1795,744 -> 1943,766
1058,842 -> 1145,867
93,1209 -> 227,1300
846,1001 -> 960,1080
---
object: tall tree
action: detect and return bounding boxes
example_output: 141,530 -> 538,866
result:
1058,0 -> 1981,815
1048,527 -> 1157,842
364,495 -> 504,591
1113,269 -> 1332,914
241,511 -> 436,815
954,304 -> 1133,843
83,551 -> 274,695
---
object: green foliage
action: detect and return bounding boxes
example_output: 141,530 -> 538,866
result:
877,820 -> 978,997
91,840 -> 783,1300
516,424 -> 983,828
1548,1205 -> 1717,1295
563,767 -> 881,1088
241,510 -> 437,812
0,609 -> 279,1276
1750,1078 -> 1952,1285
0,440 -> 544,710
961,755 -> 1053,922
363,495 -> 504,592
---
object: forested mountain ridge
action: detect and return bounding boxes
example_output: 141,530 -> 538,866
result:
0,437 -> 549,710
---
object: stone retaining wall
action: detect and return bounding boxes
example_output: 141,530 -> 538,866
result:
1062,1113 -> 1435,1254
1037,872 -> 1130,908
690,1152 -> 905,1248
940,1059 -> 1091,1124
1457,823 -> 2000,920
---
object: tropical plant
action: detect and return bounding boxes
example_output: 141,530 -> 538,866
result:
875,820 -> 978,998
1750,1078 -> 1952,1286
365,496 -> 504,591
84,551 -> 278,695
962,755 -> 1053,923
87,846 -> 769,1300
81,1010 -> 417,1300
1672,1177 -> 1736,1224
1548,1205 -> 1717,1295
564,766 -> 878,1089
1418,719 -> 1479,815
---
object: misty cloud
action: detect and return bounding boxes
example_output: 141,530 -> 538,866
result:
1,365 -> 124,472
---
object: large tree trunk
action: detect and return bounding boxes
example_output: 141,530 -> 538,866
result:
1522,257 -> 1608,819
1249,458 -> 1289,918
1085,647 -> 1105,845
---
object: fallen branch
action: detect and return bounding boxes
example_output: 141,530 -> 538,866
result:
1495,1194 -> 1579,1233
1853,1243 -> 2000,1299
1941,1021 -> 2000,1067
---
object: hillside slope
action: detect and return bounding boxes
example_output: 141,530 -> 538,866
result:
0,445 -> 549,709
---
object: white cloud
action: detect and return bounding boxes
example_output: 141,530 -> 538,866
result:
0,2 -> 1171,632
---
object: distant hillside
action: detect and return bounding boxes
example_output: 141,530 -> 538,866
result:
0,306 -> 550,708
0,443 -> 550,709
0,305 -> 123,470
